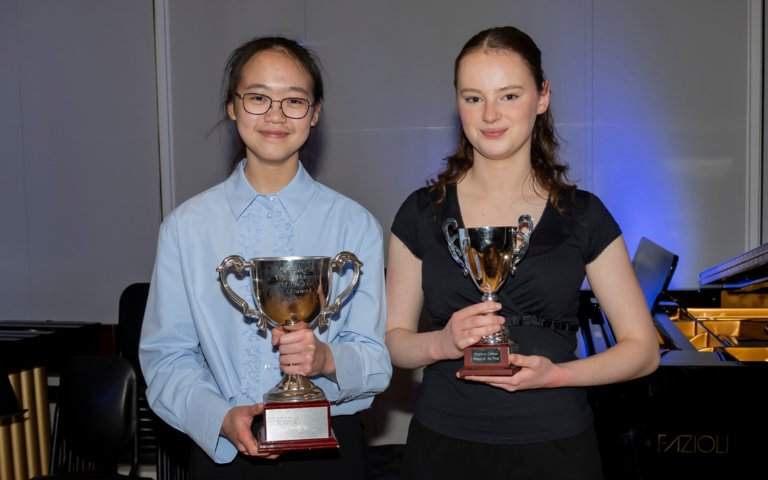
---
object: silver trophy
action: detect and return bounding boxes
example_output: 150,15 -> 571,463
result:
443,216 -> 533,375
216,252 -> 362,451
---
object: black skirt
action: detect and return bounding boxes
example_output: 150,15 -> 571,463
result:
189,412 -> 369,480
400,418 -> 604,480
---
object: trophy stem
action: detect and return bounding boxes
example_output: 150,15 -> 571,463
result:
265,374 -> 326,403
481,292 -> 499,302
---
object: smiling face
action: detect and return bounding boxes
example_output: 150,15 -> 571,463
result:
227,49 -> 320,168
456,49 -> 549,166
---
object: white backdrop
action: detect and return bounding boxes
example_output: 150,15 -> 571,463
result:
161,0 -> 762,291
1,0 -> 762,328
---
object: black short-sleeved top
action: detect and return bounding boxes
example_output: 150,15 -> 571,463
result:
391,184 -> 621,444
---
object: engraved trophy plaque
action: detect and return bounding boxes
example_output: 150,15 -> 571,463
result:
443,217 -> 533,377
217,252 -> 362,452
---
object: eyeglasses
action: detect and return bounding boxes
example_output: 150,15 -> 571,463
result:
234,93 -> 314,119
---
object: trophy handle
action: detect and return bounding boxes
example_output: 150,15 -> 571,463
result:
315,251 -> 363,330
510,215 -> 535,275
442,218 -> 468,275
216,255 -> 269,330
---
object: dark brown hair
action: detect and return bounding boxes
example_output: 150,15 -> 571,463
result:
221,36 -> 324,174
428,26 -> 574,208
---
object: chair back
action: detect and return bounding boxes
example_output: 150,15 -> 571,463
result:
118,283 -> 150,386
117,282 -> 190,480
50,355 -> 138,475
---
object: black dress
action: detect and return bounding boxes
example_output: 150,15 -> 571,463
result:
391,184 -> 620,478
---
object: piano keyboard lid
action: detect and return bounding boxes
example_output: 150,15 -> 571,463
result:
699,242 -> 768,288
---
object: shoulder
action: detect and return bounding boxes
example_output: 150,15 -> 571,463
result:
557,189 -> 613,221
158,180 -> 233,239
556,189 -> 621,262
169,181 -> 228,220
315,182 -> 370,213
395,186 -> 437,218
313,182 -> 382,230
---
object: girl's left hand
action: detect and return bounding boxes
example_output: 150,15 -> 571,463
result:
271,327 -> 333,377
459,353 -> 567,391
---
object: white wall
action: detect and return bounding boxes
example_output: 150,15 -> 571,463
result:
160,0 -> 762,291
0,0 -> 160,324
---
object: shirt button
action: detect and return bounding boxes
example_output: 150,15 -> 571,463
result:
267,213 -> 272,218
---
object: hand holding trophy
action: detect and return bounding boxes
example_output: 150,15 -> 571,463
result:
216,252 -> 362,453
443,216 -> 533,377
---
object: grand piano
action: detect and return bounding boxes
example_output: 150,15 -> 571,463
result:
580,238 -> 768,478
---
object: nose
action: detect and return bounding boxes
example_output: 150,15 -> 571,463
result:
263,99 -> 287,122
482,101 -> 500,123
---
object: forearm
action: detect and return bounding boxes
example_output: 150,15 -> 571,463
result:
556,337 -> 660,387
385,328 -> 449,369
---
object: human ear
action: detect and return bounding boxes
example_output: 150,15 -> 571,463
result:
310,102 -> 321,127
227,101 -> 236,121
537,80 -> 551,114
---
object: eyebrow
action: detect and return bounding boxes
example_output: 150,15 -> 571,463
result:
459,84 -> 525,95
242,83 -> 311,95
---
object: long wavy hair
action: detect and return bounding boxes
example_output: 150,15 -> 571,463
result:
220,36 -> 324,175
428,26 -> 574,208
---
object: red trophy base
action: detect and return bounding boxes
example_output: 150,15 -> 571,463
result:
458,342 -> 521,377
256,399 -> 339,453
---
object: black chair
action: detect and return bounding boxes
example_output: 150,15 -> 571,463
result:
117,283 -> 189,480
117,283 -> 151,388
34,355 -> 150,479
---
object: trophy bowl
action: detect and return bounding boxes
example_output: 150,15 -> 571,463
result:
216,252 -> 362,451
443,217 -> 533,376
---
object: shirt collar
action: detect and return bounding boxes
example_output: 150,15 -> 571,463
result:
226,159 -> 316,222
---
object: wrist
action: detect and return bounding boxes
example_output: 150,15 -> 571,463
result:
321,343 -> 336,377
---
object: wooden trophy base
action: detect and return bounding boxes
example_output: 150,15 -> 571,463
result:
256,399 -> 339,453
458,342 -> 521,377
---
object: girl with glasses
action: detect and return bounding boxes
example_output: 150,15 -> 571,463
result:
140,36 -> 391,480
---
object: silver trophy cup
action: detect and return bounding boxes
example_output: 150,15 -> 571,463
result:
443,217 -> 533,375
216,252 -> 362,450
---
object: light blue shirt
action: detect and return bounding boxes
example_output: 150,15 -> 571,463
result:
139,161 -> 391,463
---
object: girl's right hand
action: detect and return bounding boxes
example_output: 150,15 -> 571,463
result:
220,404 -> 280,459
437,301 -> 505,360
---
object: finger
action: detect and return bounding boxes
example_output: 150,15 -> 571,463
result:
254,446 -> 281,459
467,321 -> 503,339
271,328 -> 285,347
507,353 -> 526,366
239,434 -> 260,455
278,339 -> 315,356
466,301 -> 502,317
460,375 -> 517,390
469,312 -> 505,327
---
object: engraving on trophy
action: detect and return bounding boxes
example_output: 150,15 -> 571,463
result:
264,405 -> 330,442
443,216 -> 533,376
470,348 -> 503,364
217,252 -> 363,452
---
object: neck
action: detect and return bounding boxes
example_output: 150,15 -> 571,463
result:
462,158 -> 538,202
243,158 -> 300,194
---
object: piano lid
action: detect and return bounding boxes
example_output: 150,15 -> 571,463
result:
699,241 -> 768,288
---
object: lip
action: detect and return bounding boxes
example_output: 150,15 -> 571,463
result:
480,128 -> 508,138
259,130 -> 289,139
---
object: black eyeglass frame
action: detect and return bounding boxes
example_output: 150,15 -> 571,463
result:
233,92 -> 315,119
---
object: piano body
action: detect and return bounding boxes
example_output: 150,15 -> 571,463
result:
581,239 -> 768,478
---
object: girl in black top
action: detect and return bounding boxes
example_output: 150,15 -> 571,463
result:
385,26 -> 660,480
